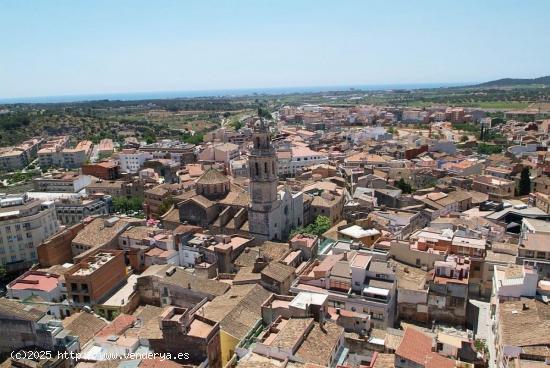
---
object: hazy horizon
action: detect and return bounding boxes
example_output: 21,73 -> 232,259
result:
0,81 -> 475,104
1,0 -> 549,100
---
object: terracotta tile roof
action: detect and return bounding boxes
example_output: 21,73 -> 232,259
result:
219,187 -> 250,207
499,298 -> 550,347
372,353 -> 396,368
152,266 -> 230,296
72,217 -> 131,248
201,284 -> 257,322
261,262 -> 295,283
219,285 -> 272,339
96,313 -> 136,337
62,311 -> 107,345
161,207 -> 180,224
0,298 -> 46,322
295,321 -> 344,367
395,327 -> 433,365
187,195 -> 215,209
196,168 -> 229,185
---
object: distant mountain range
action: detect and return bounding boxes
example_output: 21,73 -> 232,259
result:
471,75 -> 550,88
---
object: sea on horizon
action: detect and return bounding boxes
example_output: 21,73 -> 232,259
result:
0,82 -> 468,104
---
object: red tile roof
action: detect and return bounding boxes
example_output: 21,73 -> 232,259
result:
395,328 -> 433,365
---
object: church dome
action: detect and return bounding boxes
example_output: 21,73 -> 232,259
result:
195,168 -> 230,199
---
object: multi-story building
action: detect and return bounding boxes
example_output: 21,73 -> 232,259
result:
38,138 -> 92,169
492,264 -> 538,303
33,172 -> 93,193
395,327 -> 457,368
37,136 -> 69,168
117,148 -> 153,173
302,181 -> 344,225
0,194 -> 59,270
6,270 -> 70,318
97,138 -> 114,156
291,252 -> 397,329
472,175 -> 515,198
0,138 -> 42,171
139,140 -> 196,164
85,177 -> 153,198
494,298 -> 550,368
402,109 -> 429,123
144,183 -> 185,218
37,222 -> 84,267
197,142 -> 240,168
158,304 -> 222,367
7,270 -> 64,303
71,216 -> 137,256
532,191 -> 550,213
54,195 -> 111,225
0,298 -> 79,354
276,146 -> 328,177
517,231 -> 550,279
81,160 -> 120,180
447,107 -> 465,123
427,255 -> 470,325
532,175 -> 550,195
61,140 -> 93,168
64,249 -> 127,308
251,317 -> 345,367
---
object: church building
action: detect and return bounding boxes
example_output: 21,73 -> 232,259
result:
174,118 -> 303,241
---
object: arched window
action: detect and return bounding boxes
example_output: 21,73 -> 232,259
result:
255,162 -> 259,176
255,137 -> 260,149
264,162 -> 268,174
272,161 -> 275,175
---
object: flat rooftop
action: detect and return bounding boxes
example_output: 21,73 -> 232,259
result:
72,252 -> 115,276
9,272 -> 59,293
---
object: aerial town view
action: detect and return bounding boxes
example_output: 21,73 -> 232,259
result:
1,1 -> 550,368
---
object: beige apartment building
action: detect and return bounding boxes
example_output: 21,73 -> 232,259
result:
0,194 -> 60,269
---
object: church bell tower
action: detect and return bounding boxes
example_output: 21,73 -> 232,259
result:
248,118 -> 280,240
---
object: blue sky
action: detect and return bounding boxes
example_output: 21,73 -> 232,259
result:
0,0 -> 549,99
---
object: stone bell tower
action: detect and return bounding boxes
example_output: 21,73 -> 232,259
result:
248,118 -> 281,240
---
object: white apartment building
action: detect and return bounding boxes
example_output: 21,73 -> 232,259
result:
277,146 -> 328,177
33,172 -> 93,193
0,194 -> 60,268
117,149 -> 153,173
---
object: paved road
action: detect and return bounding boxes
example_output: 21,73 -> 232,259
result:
470,300 -> 496,368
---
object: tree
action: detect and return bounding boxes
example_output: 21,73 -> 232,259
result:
477,143 -> 503,155
182,133 -> 203,145
159,198 -> 175,216
395,178 -> 412,194
113,196 -> 143,214
292,215 -> 331,237
258,107 -> 272,120
518,167 -> 531,196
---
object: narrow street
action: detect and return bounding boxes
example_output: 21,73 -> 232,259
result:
471,300 -> 496,368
